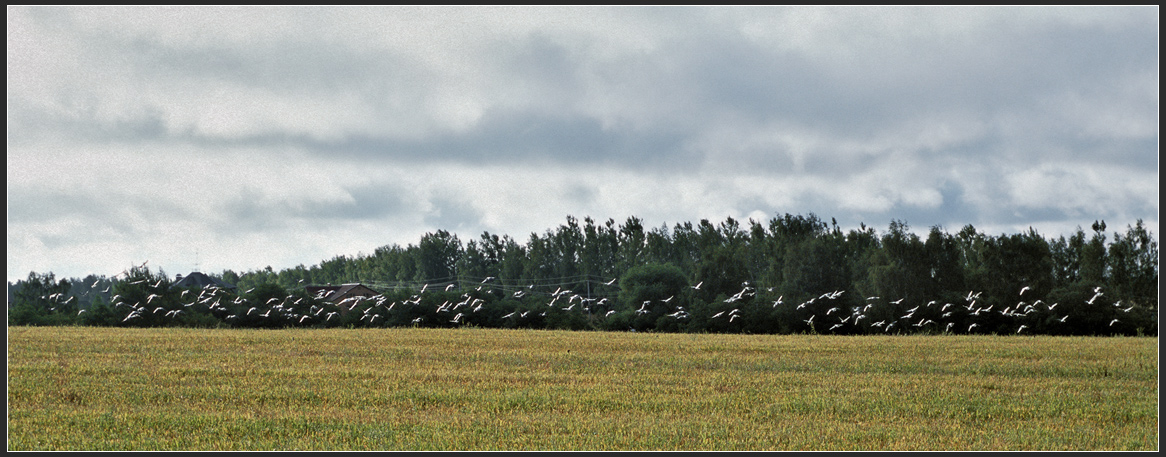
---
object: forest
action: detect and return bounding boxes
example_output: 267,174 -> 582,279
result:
7,214 -> 1159,336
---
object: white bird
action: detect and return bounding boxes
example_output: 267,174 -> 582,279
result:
604,278 -> 617,286
691,281 -> 703,290
1019,286 -> 1030,295
1109,318 -> 1119,326
1017,325 -> 1028,333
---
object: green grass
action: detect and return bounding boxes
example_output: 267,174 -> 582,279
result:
6,326 -> 1158,451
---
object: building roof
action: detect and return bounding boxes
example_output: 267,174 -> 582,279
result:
172,272 -> 236,290
305,283 -> 379,303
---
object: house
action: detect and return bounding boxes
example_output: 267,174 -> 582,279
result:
173,272 -> 236,290
305,283 -> 379,305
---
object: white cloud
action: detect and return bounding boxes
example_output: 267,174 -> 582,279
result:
7,6 -> 1158,282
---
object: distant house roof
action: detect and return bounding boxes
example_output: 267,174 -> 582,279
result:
173,272 -> 236,290
305,283 -> 379,303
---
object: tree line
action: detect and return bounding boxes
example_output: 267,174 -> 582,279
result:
7,214 -> 1158,336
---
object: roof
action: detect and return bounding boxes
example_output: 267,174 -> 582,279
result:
172,272 -> 236,290
305,283 -> 379,303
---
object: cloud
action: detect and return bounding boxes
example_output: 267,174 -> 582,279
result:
7,6 -> 1159,282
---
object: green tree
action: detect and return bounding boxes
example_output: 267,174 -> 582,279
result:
9,272 -> 74,326
619,263 -> 689,332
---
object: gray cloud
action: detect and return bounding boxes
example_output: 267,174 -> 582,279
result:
7,6 -> 1158,282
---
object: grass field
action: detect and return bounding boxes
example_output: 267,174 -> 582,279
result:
6,326 -> 1159,451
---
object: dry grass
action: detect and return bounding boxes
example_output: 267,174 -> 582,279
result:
6,326 -> 1158,451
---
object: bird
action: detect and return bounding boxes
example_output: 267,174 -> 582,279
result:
1109,318 -> 1119,326
1019,286 -> 1031,295
1017,325 -> 1028,334
691,281 -> 703,290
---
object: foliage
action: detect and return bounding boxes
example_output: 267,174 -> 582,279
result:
7,215 -> 1159,336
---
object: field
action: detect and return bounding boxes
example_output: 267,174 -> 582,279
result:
6,326 -> 1159,451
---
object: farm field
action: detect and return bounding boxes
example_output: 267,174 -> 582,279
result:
6,326 -> 1159,451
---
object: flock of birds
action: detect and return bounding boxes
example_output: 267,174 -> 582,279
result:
39,268 -> 1135,334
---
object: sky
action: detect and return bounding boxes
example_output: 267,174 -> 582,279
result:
7,6 -> 1159,284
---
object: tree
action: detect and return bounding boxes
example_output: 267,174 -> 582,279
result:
9,272 -> 74,326
1080,220 -> 1108,285
415,230 -> 463,283
619,263 -> 689,331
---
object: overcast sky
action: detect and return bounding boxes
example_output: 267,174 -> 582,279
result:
7,6 -> 1159,283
